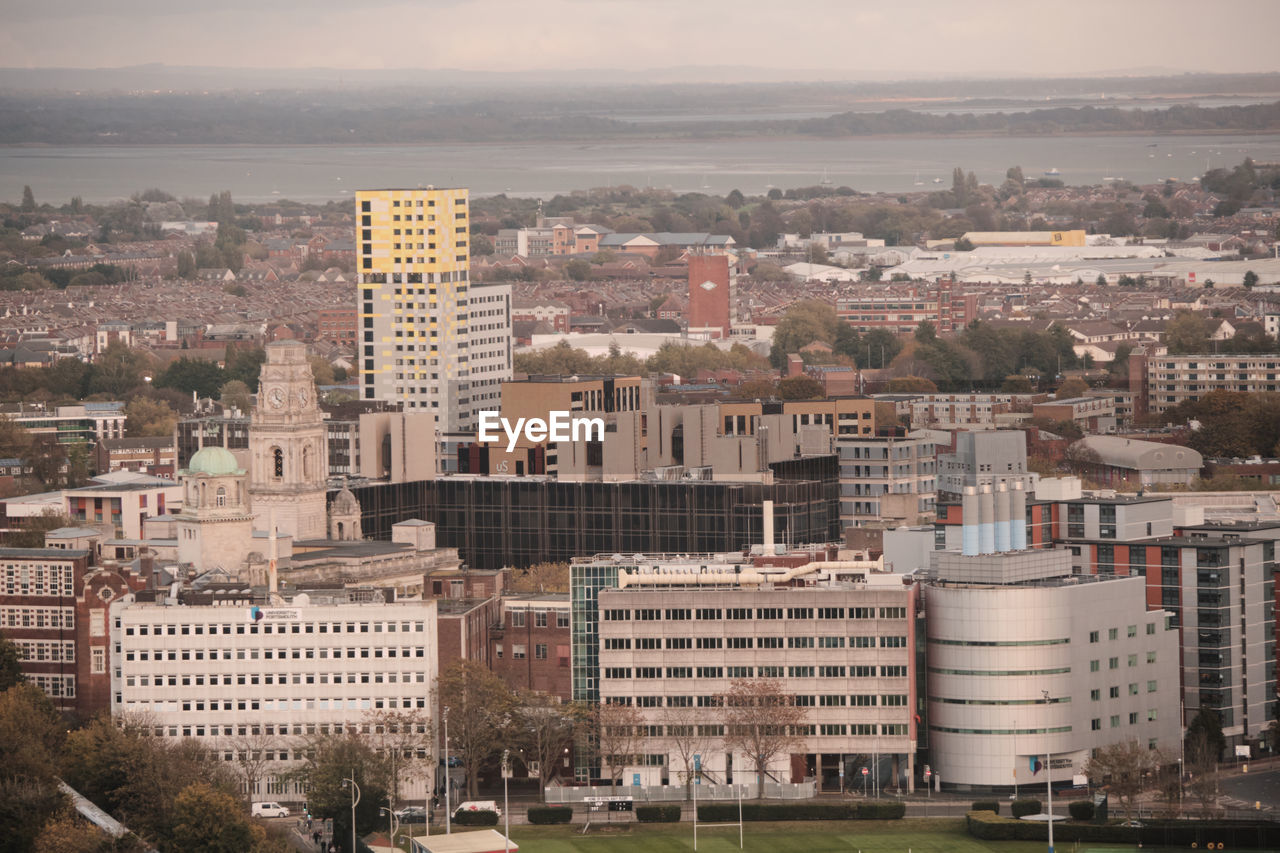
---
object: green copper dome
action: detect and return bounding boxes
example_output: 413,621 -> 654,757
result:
186,446 -> 241,476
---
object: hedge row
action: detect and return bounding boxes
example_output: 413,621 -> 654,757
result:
453,809 -> 499,826
970,800 -> 1000,815
965,812 -> 1280,848
1010,799 -> 1041,819
697,801 -> 905,822
527,806 -> 573,825
636,805 -> 682,823
1067,800 -> 1094,821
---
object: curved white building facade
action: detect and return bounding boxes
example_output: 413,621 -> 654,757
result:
927,566 -> 1180,791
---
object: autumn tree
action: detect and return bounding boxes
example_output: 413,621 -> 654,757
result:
1083,740 -> 1165,826
592,701 -> 644,793
510,562 -> 570,594
434,660 -> 515,799
776,375 -> 824,400
8,510 -> 73,548
286,731 -> 388,853
729,379 -> 779,400
768,301 -> 840,368
721,679 -> 807,798
125,397 -> 177,437
169,782 -> 261,852
217,379 -> 253,414
0,683 -> 68,851
1055,377 -> 1089,399
513,692 -> 581,796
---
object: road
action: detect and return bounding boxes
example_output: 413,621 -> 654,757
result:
1219,768 -> 1280,812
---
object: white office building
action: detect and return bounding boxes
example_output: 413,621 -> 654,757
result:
111,587 -> 438,802
923,488 -> 1181,792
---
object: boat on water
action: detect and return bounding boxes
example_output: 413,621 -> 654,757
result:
932,177 -> 943,184
819,168 -> 833,186
1044,168 -> 1061,177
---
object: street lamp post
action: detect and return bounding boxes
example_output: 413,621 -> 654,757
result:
443,706 -> 451,835
379,807 -> 399,849
342,775 -> 360,853
502,749 -> 511,853
1042,690 -> 1054,853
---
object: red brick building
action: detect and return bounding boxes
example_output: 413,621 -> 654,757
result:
0,544 -> 148,720
488,594 -> 571,701
317,308 -> 358,345
687,254 -> 732,338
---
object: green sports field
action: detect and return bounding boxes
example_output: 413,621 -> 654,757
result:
500,818 -> 1194,853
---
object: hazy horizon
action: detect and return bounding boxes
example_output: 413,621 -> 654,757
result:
2,0 -> 1277,80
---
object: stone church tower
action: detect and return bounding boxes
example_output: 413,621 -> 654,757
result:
248,341 -> 327,540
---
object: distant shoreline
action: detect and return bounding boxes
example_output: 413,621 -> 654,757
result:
5,127 -> 1280,149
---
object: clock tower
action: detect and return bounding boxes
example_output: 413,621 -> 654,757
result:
248,341 -> 327,540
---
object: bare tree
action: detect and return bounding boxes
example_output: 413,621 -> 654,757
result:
1083,740 -> 1166,825
1185,727 -> 1221,818
434,660 -> 515,799
513,691 -> 581,799
226,728 -> 279,803
721,679 -> 807,798
364,709 -> 433,810
593,701 -> 644,793
657,704 -> 714,800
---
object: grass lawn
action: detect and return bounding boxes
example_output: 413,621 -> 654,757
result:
504,818 -> 1070,853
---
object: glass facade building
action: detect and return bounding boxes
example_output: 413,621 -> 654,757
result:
342,455 -> 839,570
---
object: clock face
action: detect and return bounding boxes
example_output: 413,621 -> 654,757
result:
267,387 -> 285,408
296,390 -> 309,407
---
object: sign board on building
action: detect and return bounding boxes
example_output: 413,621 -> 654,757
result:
248,606 -> 302,622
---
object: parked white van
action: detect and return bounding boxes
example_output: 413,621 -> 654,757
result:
251,801 -> 291,818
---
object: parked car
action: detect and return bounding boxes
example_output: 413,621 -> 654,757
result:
251,802 -> 290,818
454,800 -> 501,818
395,806 -> 429,822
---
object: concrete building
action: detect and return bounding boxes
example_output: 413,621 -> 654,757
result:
937,430 -> 1036,499
1032,396 -> 1117,433
574,546 -> 919,792
2,402 -> 127,446
356,187 -> 512,432
923,487 -> 1181,792
836,280 -> 975,335
112,585 -> 439,803
1131,350 -> 1280,418
926,553 -> 1180,792
1071,436 -> 1203,488
835,429 -> 937,529
874,393 -> 1032,431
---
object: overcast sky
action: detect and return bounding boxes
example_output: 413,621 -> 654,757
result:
2,0 -> 1277,77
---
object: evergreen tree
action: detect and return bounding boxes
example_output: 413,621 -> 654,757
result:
20,185 -> 35,212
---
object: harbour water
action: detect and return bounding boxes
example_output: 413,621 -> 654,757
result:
3,133 -> 1278,204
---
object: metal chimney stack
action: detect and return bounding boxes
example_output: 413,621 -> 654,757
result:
994,482 -> 1011,553
961,486 -> 979,556
1010,480 -> 1028,551
978,484 -> 996,555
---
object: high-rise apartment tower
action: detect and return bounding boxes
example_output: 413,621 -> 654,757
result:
356,187 -> 511,433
